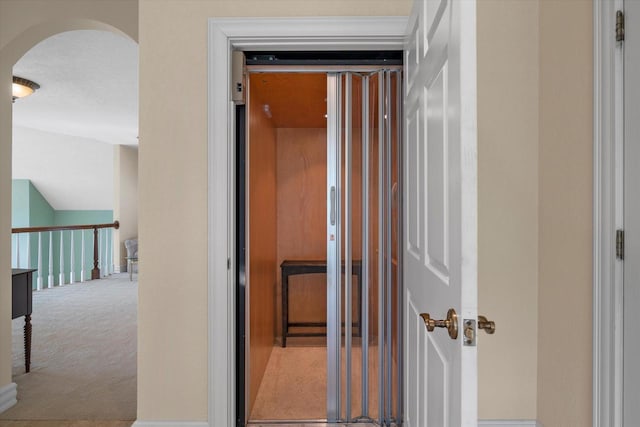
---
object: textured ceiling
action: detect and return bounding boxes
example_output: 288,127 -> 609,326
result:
12,30 -> 138,146
11,30 -> 138,210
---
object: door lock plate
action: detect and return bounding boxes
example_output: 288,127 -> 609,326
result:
463,319 -> 476,346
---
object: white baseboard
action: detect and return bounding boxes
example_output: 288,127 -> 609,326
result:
479,421 -> 541,427
0,382 -> 17,414
132,422 -> 208,427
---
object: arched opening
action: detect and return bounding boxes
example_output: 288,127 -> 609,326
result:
1,20 -> 138,425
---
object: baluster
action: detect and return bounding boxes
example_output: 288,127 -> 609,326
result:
91,227 -> 99,280
103,229 -> 107,277
37,232 -> 43,290
16,233 -> 21,268
98,229 -> 103,277
105,228 -> 110,276
69,230 -> 75,284
108,229 -> 112,275
105,229 -> 109,276
27,233 -> 31,270
48,231 -> 54,288
109,229 -> 113,275
103,229 -> 107,276
81,230 -> 86,282
112,230 -> 115,275
101,229 -> 105,277
59,231 -> 65,286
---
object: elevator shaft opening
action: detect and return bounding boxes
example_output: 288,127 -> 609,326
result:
239,64 -> 402,426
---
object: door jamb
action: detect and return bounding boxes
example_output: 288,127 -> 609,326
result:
593,1 -> 624,426
207,16 -> 407,427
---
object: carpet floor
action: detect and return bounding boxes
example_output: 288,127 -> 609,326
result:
0,274 -> 137,423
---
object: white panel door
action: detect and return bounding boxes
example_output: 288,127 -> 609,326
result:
403,0 -> 477,426
624,0 -> 640,424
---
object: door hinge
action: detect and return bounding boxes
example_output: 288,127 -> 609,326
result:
616,229 -> 625,260
617,10 -> 625,42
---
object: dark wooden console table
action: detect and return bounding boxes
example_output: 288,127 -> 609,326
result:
12,269 -> 35,373
281,260 -> 362,347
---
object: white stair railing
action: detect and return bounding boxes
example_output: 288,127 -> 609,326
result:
11,221 -> 120,291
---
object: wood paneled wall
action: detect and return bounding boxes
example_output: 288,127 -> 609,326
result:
248,90 -> 278,413
276,128 -> 367,338
276,128 -> 329,332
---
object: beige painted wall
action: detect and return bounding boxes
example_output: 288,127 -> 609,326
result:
478,0 -> 593,423
113,145 -> 139,272
0,59 -> 12,391
137,0 -> 411,420
0,0 -> 137,64
0,0 -> 137,394
0,0 -> 596,424
137,0 -> 546,420
477,0 -> 539,419
538,1 -> 593,425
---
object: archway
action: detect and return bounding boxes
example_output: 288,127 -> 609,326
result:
0,13 -> 138,422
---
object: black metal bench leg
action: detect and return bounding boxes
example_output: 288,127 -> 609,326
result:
357,272 -> 363,338
282,272 -> 288,347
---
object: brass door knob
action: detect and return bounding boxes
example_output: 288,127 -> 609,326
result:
420,308 -> 458,340
478,315 -> 496,334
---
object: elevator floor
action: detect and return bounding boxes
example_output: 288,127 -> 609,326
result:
248,424 -> 378,427
250,344 -> 383,422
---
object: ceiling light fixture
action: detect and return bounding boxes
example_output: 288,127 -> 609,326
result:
12,76 -> 40,102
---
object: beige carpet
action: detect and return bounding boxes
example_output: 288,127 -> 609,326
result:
0,274 -> 137,422
250,344 -> 380,421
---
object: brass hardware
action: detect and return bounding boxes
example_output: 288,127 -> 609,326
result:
420,308 -> 458,340
463,319 -> 476,346
464,325 -> 474,340
478,315 -> 496,334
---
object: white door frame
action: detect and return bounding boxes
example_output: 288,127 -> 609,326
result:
207,16 -> 407,426
593,1 -> 624,426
